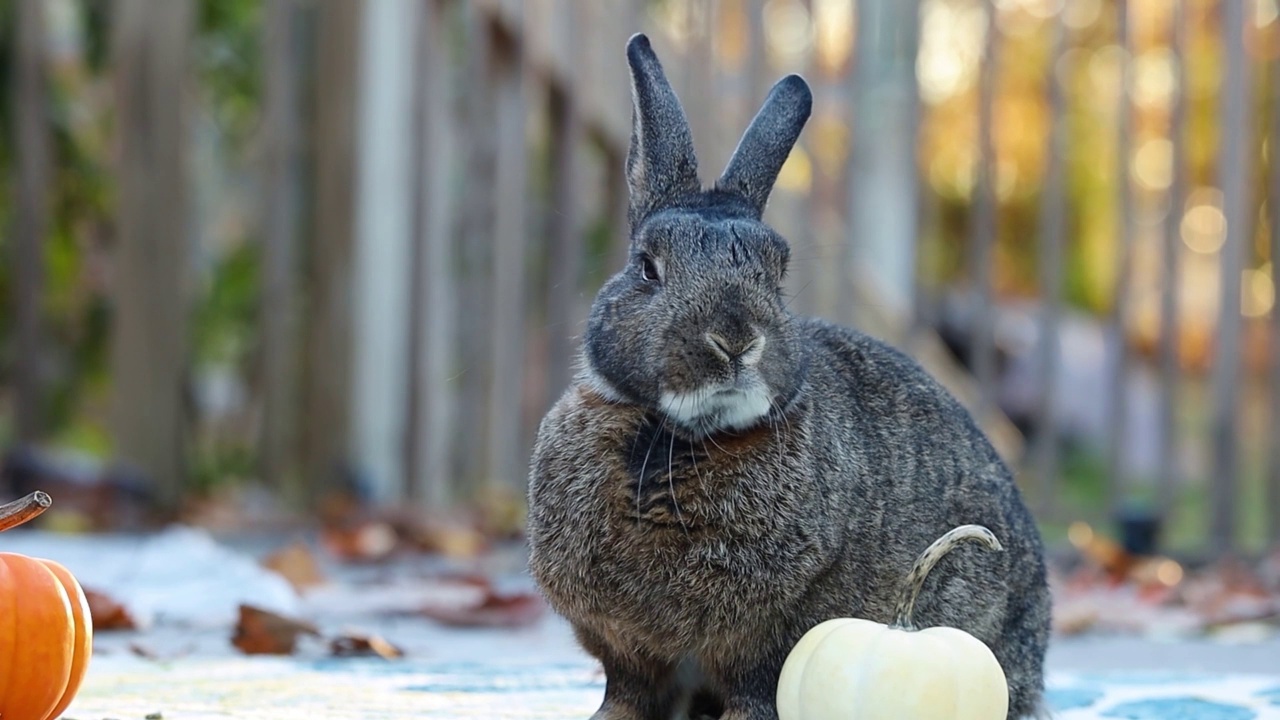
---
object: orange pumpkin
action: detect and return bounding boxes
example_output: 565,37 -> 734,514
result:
0,491 -> 94,720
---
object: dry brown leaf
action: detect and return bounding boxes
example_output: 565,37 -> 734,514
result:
412,520 -> 487,559
83,588 -> 138,631
320,521 -> 399,563
231,604 -> 320,655
421,588 -> 545,629
329,632 -> 404,660
262,542 -> 327,593
129,642 -> 161,660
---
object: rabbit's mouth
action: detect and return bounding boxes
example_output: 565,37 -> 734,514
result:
659,381 -> 773,435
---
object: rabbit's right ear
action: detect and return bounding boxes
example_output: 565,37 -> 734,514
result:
625,34 -> 701,229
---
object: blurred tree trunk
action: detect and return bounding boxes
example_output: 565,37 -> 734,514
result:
968,0 -> 997,418
1210,0 -> 1252,555
485,31 -> 529,492
848,0 -> 921,334
683,0 -> 716,165
259,0 -> 305,503
745,0 -> 767,103
109,0 -> 196,513
1104,0 -> 1134,516
405,0 -> 458,508
1032,10 -> 1067,517
12,0 -> 51,444
1270,39 -> 1280,548
300,0 -> 363,507
1158,0 -> 1187,518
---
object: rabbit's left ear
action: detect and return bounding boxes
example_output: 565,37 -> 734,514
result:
715,74 -> 813,217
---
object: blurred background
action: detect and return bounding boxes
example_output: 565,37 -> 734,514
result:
1,0 -> 1278,568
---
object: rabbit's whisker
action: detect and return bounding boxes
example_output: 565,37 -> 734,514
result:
702,424 -> 732,457
669,396 -> 689,535
637,414 -> 668,524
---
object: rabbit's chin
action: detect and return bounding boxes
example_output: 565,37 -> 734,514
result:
659,382 -> 774,435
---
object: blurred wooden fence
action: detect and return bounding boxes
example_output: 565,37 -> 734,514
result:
5,0 -> 1280,555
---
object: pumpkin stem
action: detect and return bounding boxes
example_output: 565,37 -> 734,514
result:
889,524 -> 1003,631
0,490 -> 53,532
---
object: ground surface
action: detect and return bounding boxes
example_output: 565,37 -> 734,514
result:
4,526 -> 1276,719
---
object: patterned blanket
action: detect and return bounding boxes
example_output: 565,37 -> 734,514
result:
63,657 -> 1280,719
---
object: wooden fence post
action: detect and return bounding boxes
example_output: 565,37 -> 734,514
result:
1210,0 -> 1253,555
1104,0 -> 1134,517
109,0 -> 196,513
1032,9 -> 1068,517
1157,0 -> 1188,518
11,0 -> 51,444
405,0 -> 459,508
300,0 -> 363,507
1270,35 -> 1280,549
485,28 -> 530,492
544,3 -> 585,403
260,0 -> 305,502
969,0 -> 999,420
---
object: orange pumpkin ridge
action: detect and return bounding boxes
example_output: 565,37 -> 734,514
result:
0,553 -> 75,720
40,559 -> 93,720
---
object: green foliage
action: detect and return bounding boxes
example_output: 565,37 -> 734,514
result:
197,0 -> 263,146
194,241 -> 260,368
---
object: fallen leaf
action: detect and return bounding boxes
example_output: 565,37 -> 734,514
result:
436,572 -> 496,591
83,588 -> 138,631
321,521 -> 399,563
329,632 -> 404,659
128,642 -> 160,660
421,588 -> 545,629
411,519 -> 488,559
262,542 -> 327,593
231,604 -> 320,655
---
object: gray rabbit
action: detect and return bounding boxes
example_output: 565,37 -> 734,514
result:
527,33 -> 1051,720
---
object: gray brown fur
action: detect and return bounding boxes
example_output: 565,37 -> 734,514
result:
527,33 -> 1051,720
890,524 -> 1003,632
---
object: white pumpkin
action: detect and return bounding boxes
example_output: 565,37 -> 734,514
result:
776,525 -> 1009,720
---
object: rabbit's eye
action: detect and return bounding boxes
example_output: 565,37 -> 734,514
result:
640,255 -> 662,283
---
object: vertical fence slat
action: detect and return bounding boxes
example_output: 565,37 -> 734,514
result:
260,0 -> 305,501
300,0 -> 363,505
1157,0 -> 1188,519
746,0 -> 768,103
1032,10 -> 1068,517
454,6 -> 497,493
1270,36 -> 1280,548
970,0 -> 1000,421
1210,0 -> 1253,555
12,0 -> 51,444
406,0 -> 458,508
1104,0 -> 1133,518
110,0 -> 197,512
605,144 -> 632,273
545,34 -> 585,401
485,33 -> 529,491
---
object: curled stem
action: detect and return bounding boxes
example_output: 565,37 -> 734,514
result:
0,491 -> 53,533
890,524 -> 1003,631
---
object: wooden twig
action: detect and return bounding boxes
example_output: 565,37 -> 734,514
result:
0,491 -> 52,532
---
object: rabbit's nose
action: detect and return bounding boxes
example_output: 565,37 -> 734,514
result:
705,332 -> 766,367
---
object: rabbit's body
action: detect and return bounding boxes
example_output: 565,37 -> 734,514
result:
527,34 -> 1050,720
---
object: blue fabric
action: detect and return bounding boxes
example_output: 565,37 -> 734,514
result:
63,656 -> 1280,719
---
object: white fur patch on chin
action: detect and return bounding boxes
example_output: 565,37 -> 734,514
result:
660,383 -> 772,433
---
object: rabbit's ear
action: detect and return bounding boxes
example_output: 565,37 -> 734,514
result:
625,34 -> 701,227
715,74 -> 813,217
